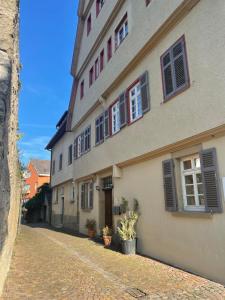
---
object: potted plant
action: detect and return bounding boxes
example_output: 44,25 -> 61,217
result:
85,219 -> 96,238
117,199 -> 139,255
102,226 -> 113,247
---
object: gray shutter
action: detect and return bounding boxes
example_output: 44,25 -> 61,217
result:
89,183 -> 93,209
162,159 -> 177,211
200,148 -> 222,213
104,109 -> 109,138
81,184 -> 85,209
74,138 -> 77,159
140,71 -> 150,114
119,92 -> 127,128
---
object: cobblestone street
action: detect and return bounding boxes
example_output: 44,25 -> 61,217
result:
1,225 -> 225,300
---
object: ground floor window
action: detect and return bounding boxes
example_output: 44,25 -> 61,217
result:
181,154 -> 205,211
81,182 -> 93,209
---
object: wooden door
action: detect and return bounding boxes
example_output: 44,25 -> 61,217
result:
105,190 -> 112,228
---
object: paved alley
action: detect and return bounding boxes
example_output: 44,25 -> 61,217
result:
1,225 -> 225,300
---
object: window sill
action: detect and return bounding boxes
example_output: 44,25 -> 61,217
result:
161,82 -> 190,104
82,208 -> 93,213
172,209 -> 213,218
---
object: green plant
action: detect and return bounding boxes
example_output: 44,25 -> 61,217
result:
85,219 -> 96,230
102,226 -> 112,236
120,197 -> 129,214
117,210 -> 139,241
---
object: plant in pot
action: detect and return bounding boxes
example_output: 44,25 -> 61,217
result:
117,199 -> 139,255
102,226 -> 113,247
85,219 -> 96,238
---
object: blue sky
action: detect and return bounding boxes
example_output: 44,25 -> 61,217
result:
19,1 -> 78,165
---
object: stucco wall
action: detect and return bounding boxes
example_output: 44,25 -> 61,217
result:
51,132 -> 74,187
113,135 -> 225,285
70,0 -> 225,181
51,181 -> 78,231
0,0 -> 21,295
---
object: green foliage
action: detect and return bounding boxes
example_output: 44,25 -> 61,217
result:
102,226 -> 112,236
85,219 -> 96,230
120,197 -> 129,213
117,211 -> 139,241
117,199 -> 140,241
24,183 -> 50,210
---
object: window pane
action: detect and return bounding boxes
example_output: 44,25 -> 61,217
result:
185,175 -> 193,184
199,195 -> 205,205
174,55 -> 185,88
187,196 -> 195,205
197,184 -> 204,195
183,160 -> 192,170
194,158 -> 201,168
196,173 -> 202,183
185,185 -> 194,195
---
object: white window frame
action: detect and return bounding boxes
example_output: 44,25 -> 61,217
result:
180,154 -> 205,212
111,101 -> 120,135
129,82 -> 142,122
116,17 -> 128,48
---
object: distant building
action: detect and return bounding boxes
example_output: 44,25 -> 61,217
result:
23,160 -> 50,201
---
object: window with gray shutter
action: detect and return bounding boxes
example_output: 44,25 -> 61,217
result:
95,114 -> 104,145
74,138 -> 78,160
119,92 -> 127,128
104,109 -> 109,138
89,182 -> 93,209
139,71 -> 150,113
161,35 -> 189,101
162,159 -> 177,211
81,184 -> 85,209
200,148 -> 222,213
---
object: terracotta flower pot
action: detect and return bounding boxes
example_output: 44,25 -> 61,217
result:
88,229 -> 96,238
103,235 -> 112,247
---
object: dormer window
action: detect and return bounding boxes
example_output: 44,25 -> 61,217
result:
115,13 -> 128,49
87,14 -> 92,35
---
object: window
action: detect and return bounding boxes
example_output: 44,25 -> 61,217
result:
68,144 -> 73,165
96,0 -> 105,17
129,82 -> 142,122
161,36 -> 189,101
59,153 -> 63,171
84,126 -> 91,152
87,14 -> 92,35
146,0 -> 151,6
80,80 -> 84,99
181,155 -> 204,211
81,182 -> 93,210
107,37 -> 112,61
115,13 -> 128,49
111,101 -> 120,134
100,49 -> 104,72
95,58 -> 99,80
89,67 -> 94,86
74,126 -> 91,159
52,160 -> 55,175
95,114 -> 104,144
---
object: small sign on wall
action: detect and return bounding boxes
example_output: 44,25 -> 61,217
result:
222,177 -> 225,200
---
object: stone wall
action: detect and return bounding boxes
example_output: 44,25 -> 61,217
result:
0,0 -> 21,294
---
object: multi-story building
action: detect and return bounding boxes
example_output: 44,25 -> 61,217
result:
46,0 -> 225,284
23,159 -> 50,201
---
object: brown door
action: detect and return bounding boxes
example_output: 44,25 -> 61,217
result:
105,190 -> 112,228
